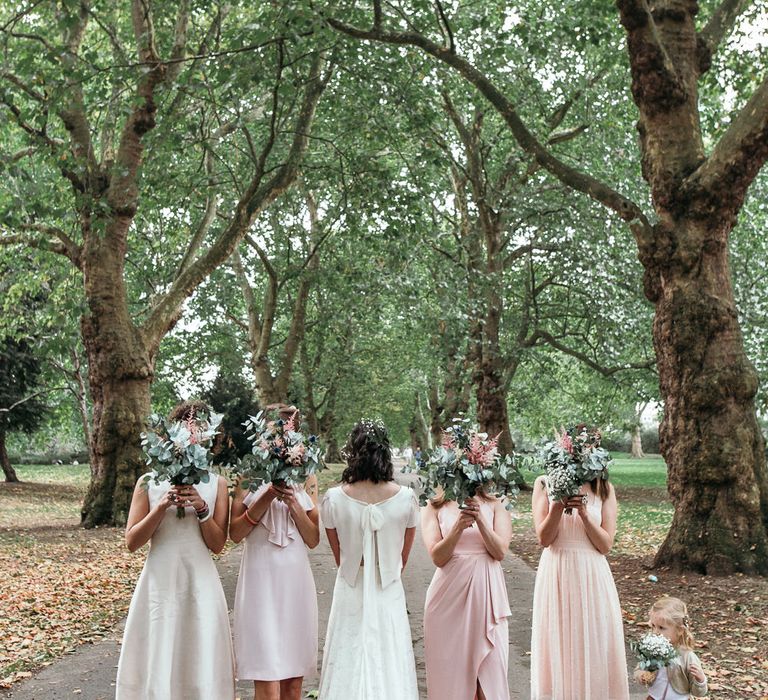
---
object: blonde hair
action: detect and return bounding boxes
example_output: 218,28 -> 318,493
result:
650,597 -> 694,649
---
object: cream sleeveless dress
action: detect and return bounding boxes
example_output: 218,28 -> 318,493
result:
116,474 -> 235,700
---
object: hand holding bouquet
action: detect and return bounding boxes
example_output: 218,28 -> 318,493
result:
539,424 -> 611,513
412,420 -> 518,509
233,409 -> 324,491
630,632 -> 678,686
141,410 -> 223,517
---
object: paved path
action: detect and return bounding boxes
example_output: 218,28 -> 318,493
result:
4,469 -> 644,699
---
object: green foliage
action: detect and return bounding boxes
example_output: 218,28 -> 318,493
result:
0,336 -> 47,436
202,372 -> 261,464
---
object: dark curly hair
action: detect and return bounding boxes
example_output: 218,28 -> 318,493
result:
341,419 -> 394,484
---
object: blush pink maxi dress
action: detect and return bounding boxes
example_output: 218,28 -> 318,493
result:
530,482 -> 630,700
424,500 -> 512,700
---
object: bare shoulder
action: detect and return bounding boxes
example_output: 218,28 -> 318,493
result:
134,473 -> 152,492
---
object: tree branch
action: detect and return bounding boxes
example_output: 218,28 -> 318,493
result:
327,15 -> 651,231
525,329 -> 656,376
0,224 -> 82,267
698,0 -> 754,70
141,53 -> 329,349
165,0 -> 190,85
684,74 -> 768,203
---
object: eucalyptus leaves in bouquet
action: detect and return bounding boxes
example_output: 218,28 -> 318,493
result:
140,410 -> 223,517
234,409 -> 324,491
412,420 -> 518,509
539,424 -> 612,513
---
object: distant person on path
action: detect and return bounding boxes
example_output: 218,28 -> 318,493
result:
634,597 -> 708,699
116,401 -> 235,700
421,490 -> 513,700
318,419 -> 420,700
530,473 -> 629,700
230,404 -> 320,700
414,444 -> 422,466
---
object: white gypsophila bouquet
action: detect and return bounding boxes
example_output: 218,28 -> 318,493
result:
141,410 -> 223,517
233,409 -> 324,491
539,424 -> 612,513
410,420 -> 519,510
630,633 -> 679,672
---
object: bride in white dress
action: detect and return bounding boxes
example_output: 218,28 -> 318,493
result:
319,419 -> 419,700
116,401 -> 235,700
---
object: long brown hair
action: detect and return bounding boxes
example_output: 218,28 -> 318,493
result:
588,476 -> 610,500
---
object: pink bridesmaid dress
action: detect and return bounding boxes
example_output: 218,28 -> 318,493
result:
530,483 -> 629,700
233,484 -> 318,681
424,500 -> 511,700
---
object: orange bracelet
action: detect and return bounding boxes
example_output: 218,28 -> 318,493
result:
244,510 -> 258,527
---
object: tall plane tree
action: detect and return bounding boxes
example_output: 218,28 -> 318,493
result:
327,0 -> 768,573
1,3 -> 329,525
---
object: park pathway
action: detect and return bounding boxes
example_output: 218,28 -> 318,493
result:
3,467 -> 644,700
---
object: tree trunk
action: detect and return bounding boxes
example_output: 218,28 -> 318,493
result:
0,428 -> 19,483
79,235 -> 154,528
474,363 -> 528,490
324,436 -> 342,464
71,347 -> 93,459
428,383 -> 444,447
630,424 -> 645,459
649,220 -> 768,574
615,2 -> 768,574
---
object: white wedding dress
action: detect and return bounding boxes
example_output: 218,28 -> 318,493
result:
318,485 -> 419,700
116,475 -> 235,700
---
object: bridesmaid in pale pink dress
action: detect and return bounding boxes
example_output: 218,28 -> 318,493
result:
422,492 -> 512,700
230,405 -> 320,700
530,475 -> 630,700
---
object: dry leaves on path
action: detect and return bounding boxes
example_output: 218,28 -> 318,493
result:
0,526 -> 145,689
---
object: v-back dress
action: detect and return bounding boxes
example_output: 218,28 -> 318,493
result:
530,479 -> 629,700
424,500 -> 511,700
318,484 -> 419,700
116,475 -> 235,700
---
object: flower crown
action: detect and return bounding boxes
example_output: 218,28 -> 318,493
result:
357,418 -> 389,449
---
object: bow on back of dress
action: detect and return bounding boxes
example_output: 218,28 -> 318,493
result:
361,503 -> 386,637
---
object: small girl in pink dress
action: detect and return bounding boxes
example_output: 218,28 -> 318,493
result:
530,475 -> 629,700
634,597 -> 708,699
422,492 -> 512,700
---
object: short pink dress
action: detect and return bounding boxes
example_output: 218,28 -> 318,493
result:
530,481 -> 629,700
424,501 -> 511,700
233,485 -> 318,681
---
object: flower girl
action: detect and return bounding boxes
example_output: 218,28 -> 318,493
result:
634,597 -> 708,699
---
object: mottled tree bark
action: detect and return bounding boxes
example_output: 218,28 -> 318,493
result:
617,0 -> 768,573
